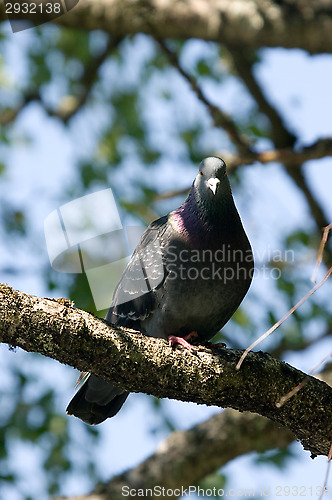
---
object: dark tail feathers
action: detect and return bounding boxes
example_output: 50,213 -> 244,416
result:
66,374 -> 129,425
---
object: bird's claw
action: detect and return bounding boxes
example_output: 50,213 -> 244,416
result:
168,335 -> 193,351
168,331 -> 199,355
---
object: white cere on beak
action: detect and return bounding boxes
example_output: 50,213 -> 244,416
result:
207,177 -> 220,195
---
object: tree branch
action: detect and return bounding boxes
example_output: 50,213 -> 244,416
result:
2,0 -> 332,53
225,138 -> 332,169
228,47 -> 331,249
0,36 -> 122,126
0,283 -> 331,457
155,38 -> 252,154
54,409 -> 295,500
54,35 -> 123,123
227,47 -> 296,147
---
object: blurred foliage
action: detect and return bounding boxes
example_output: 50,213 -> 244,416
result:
254,447 -> 295,469
197,473 -> 226,498
0,355 -> 100,498
0,13 -> 331,500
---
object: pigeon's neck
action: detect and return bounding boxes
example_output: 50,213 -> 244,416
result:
169,186 -> 242,246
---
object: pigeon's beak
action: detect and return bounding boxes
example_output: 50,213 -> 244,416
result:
207,178 -> 220,195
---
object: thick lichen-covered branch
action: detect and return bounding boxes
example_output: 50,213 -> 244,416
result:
0,283 -> 331,457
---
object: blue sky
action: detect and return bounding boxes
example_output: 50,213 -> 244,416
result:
0,20 -> 331,500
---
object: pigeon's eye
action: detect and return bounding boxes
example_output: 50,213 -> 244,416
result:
200,171 -> 204,176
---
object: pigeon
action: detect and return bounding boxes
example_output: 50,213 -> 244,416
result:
66,156 -> 254,424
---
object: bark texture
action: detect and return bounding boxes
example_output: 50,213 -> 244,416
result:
0,283 -> 331,458
2,0 -> 332,53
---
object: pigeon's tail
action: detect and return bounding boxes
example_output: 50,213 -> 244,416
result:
66,374 -> 129,425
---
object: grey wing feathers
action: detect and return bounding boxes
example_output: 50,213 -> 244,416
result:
66,216 -> 170,424
106,215 -> 169,327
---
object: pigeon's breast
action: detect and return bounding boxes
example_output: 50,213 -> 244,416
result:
142,225 -> 253,340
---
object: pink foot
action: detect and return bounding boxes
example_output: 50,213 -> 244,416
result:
168,331 -> 198,351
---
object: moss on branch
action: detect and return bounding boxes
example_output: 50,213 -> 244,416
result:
0,283 -> 331,457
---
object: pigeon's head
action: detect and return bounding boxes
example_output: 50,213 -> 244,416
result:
194,157 -> 229,199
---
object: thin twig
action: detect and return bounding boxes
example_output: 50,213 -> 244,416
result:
228,47 -> 331,235
312,223 -> 332,282
154,186 -> 190,201
1,36 -> 122,126
236,267 -> 332,370
271,224 -> 332,408
225,138 -> 332,170
275,350 -> 332,408
59,36 -> 123,122
155,38 -> 252,155
275,378 -> 309,408
318,450 -> 331,500
309,351 -> 332,376
228,47 -> 296,147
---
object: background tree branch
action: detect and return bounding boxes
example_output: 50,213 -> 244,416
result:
226,47 -> 332,266
55,409 -> 296,500
2,0 -> 332,53
1,283 -> 331,459
0,0 -> 331,497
